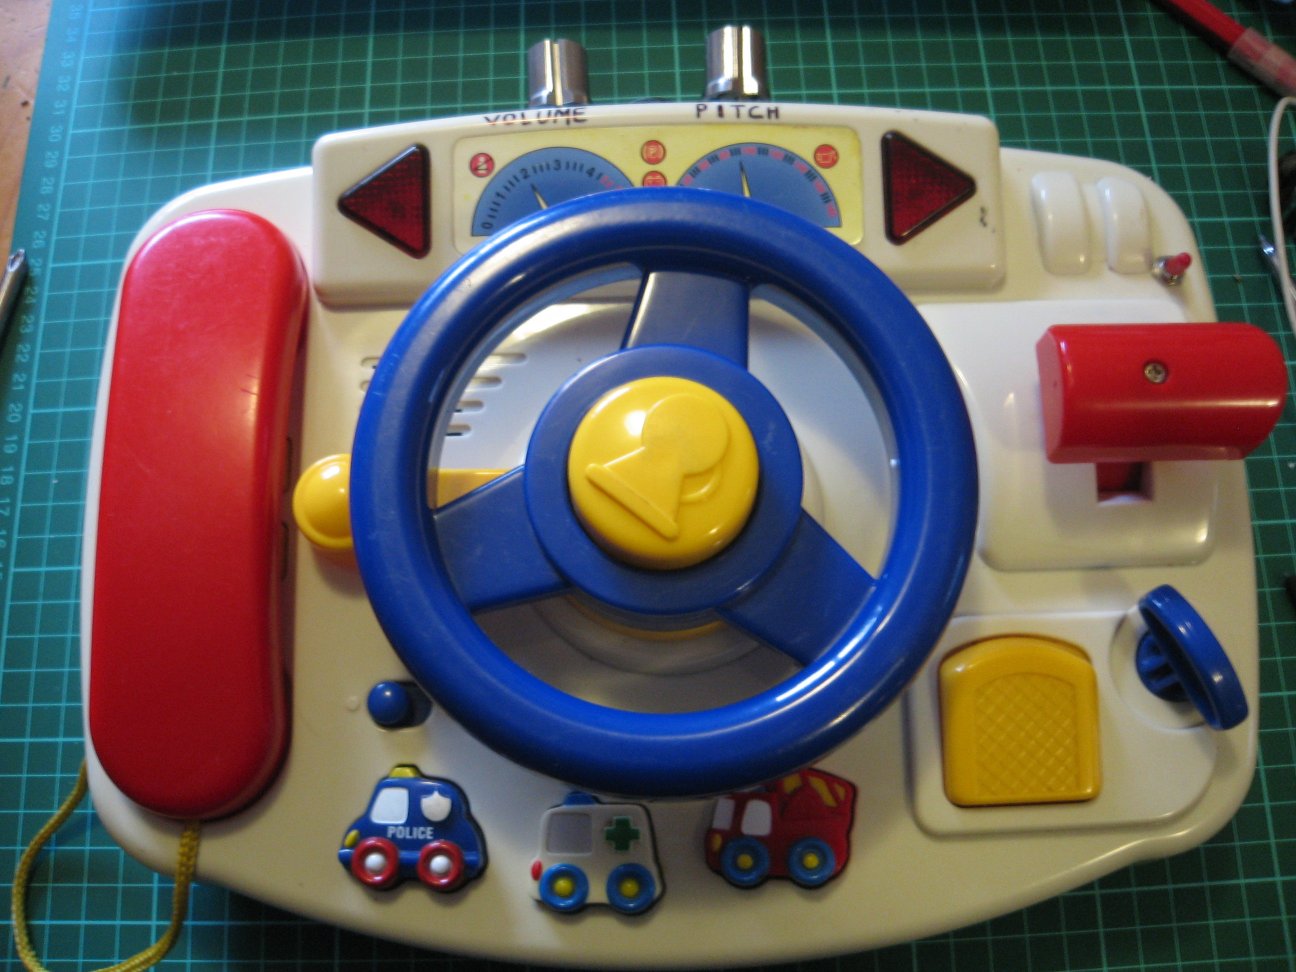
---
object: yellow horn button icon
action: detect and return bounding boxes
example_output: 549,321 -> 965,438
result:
568,377 -> 759,570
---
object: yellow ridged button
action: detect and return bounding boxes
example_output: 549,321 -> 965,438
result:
567,377 -> 759,570
939,636 -> 1102,807
292,454 -> 353,552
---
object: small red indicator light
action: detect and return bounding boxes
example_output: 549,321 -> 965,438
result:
814,144 -> 839,168
881,131 -> 976,244
338,144 -> 431,258
642,171 -> 668,187
1154,251 -> 1192,283
469,152 -> 494,178
641,140 -> 666,165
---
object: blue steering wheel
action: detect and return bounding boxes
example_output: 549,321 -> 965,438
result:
350,188 -> 977,797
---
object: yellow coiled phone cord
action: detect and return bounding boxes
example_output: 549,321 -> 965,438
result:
11,761 -> 201,971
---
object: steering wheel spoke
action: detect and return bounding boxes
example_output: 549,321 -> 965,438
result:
433,467 -> 568,611
719,511 -> 876,666
623,270 -> 750,366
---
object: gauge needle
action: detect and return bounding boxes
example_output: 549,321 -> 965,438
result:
739,162 -> 753,198
532,184 -> 550,209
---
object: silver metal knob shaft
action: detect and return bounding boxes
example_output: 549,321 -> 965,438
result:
527,38 -> 591,107
704,25 -> 769,101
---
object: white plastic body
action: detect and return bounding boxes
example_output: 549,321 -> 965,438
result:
81,101 -> 1260,968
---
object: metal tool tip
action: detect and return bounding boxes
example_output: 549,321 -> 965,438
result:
7,250 -> 25,272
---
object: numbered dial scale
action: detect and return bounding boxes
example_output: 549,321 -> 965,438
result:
463,135 -> 848,238
82,95 -> 1281,968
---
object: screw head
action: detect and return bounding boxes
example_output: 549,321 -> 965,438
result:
1143,360 -> 1169,384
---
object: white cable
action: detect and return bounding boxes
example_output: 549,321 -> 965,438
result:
1266,95 -> 1296,338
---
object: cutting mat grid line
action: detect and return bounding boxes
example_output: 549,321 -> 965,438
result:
2,1 -> 1295,970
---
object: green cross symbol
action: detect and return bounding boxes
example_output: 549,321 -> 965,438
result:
603,815 -> 641,852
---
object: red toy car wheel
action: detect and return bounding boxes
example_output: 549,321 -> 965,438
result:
417,839 -> 466,891
350,836 -> 400,888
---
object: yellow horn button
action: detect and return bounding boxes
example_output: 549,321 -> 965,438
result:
292,453 -> 354,552
568,377 -> 759,570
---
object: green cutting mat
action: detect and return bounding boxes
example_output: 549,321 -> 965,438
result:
3,1 -> 1295,969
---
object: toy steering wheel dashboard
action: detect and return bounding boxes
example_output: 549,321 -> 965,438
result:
350,187 -> 977,797
81,29 -> 1284,967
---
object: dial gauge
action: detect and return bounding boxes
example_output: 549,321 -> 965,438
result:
471,147 -> 632,236
678,143 -> 842,228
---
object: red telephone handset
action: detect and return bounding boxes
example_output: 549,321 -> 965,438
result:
88,210 -> 307,820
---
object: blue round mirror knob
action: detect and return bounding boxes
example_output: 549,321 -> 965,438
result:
1136,584 -> 1248,730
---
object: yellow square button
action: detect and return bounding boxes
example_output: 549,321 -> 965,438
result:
939,636 -> 1102,807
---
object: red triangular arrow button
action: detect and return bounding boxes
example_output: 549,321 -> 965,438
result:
338,144 -> 430,258
881,132 -> 976,244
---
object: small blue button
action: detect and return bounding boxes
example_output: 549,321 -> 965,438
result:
367,681 -> 432,728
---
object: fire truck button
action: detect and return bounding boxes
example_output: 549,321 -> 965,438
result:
705,769 -> 857,888
567,376 -> 759,570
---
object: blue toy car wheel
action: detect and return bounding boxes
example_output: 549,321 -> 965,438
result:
539,863 -> 590,913
787,837 -> 837,888
605,863 -> 657,914
351,187 -> 977,797
720,836 -> 771,888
